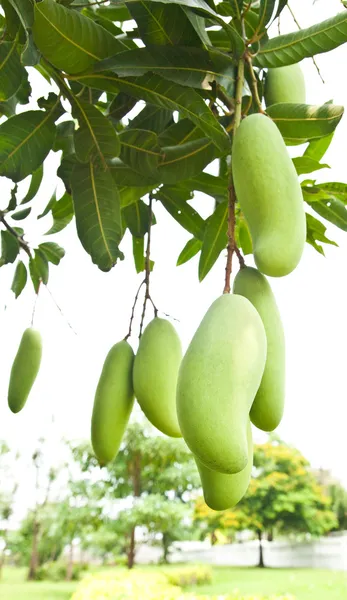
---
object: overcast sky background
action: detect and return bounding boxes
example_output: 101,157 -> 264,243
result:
0,0 -> 347,517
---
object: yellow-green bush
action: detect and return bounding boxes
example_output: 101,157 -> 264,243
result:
71,569 -> 296,600
165,565 -> 212,587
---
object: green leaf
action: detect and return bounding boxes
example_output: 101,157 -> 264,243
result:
96,46 -> 235,90
0,230 -> 19,266
267,103 -> 344,144
313,182 -> 347,203
155,186 -> 205,239
71,161 -> 123,271
53,121 -> 76,155
304,133 -> 334,163
160,137 -> 218,184
118,184 -> 154,208
275,1 -> 288,19
132,235 -> 154,273
34,250 -> 49,285
108,93 -> 137,122
20,165 -> 44,205
73,73 -> 231,153
306,213 -> 338,256
177,237 -> 202,266
7,0 -> 34,28
179,172 -> 228,201
293,156 -> 329,176
5,184 -> 18,212
119,129 -> 161,177
73,100 -> 120,164
235,216 -> 253,256
38,242 -> 65,265
198,200 -> 228,281
33,0 -> 127,74
308,198 -> 347,232
45,193 -> 74,235
254,11 -> 347,68
11,207 -> 31,220
0,109 -> 56,182
110,159 -> 159,188
257,0 -> 277,31
0,42 -> 27,102
11,260 -> 27,298
123,200 -> 151,237
130,105 -> 172,134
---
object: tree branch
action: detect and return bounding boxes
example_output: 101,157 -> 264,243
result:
0,215 -> 32,258
244,54 -> 265,114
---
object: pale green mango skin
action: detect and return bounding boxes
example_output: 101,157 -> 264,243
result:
232,114 -> 306,277
265,64 -> 306,106
176,294 -> 266,474
233,267 -> 285,432
133,318 -> 182,438
196,421 -> 253,511
8,328 -> 42,414
92,340 -> 135,465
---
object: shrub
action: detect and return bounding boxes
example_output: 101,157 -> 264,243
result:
165,566 -> 212,588
34,561 -> 85,581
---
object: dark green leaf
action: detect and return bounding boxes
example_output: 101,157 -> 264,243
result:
0,109 -> 56,182
118,185 -> 154,208
254,11 -> 347,68
155,186 -> 205,239
20,165 -> 44,205
119,129 -> 161,177
130,105 -> 172,134
6,184 -> 18,212
11,260 -> 27,298
35,250 -> 49,285
38,242 -> 65,265
293,156 -> 329,176
258,0 -> 277,31
275,1 -> 288,19
38,190 -> 56,219
306,213 -> 338,256
198,200 -> 228,281
108,93 -> 138,122
123,200 -> 151,237
110,159 -> 159,188
304,133 -> 334,163
11,207 -> 31,220
73,100 -> 120,164
267,103 -> 344,144
179,172 -> 227,201
177,237 -> 202,266
71,161 -> 123,271
7,0 -> 34,28
0,42 -> 27,102
45,193 -> 74,235
33,0 -> 127,74
132,235 -> 154,273
96,47 -> 235,90
74,73 -> 231,153
308,198 -> 347,232
0,230 -> 19,266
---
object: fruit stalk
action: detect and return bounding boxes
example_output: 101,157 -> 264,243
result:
139,194 -> 157,338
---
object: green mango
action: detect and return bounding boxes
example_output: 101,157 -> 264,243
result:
133,318 -> 182,437
8,328 -> 42,414
196,420 -> 253,511
91,340 -> 135,466
176,294 -> 266,474
232,114 -> 306,277
265,63 -> 306,106
233,267 -> 285,431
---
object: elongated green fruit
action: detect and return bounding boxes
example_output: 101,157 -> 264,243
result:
91,340 -> 135,466
196,420 -> 253,511
177,294 -> 266,474
233,267 -> 285,431
133,318 -> 182,437
265,63 -> 306,106
232,114 -> 306,277
8,328 -> 42,414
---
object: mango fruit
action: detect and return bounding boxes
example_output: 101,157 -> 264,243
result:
196,420 -> 253,511
8,328 -> 42,414
232,114 -> 306,277
233,267 -> 285,431
176,294 -> 266,474
92,340 -> 135,465
265,63 -> 306,106
133,318 -> 182,437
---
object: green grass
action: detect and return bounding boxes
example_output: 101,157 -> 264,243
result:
1,565 -> 346,600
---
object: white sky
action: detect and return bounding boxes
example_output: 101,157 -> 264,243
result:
0,0 -> 347,518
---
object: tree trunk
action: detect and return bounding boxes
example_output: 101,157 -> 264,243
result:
210,530 -> 217,546
127,528 -> 136,569
27,520 -> 40,580
257,530 -> 265,568
66,541 -> 74,581
267,530 -> 273,542
0,531 -> 7,580
162,532 -> 170,563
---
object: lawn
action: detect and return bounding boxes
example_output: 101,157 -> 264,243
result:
0,565 -> 346,600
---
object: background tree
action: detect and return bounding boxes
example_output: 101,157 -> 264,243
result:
0,441 -> 19,579
329,484 -> 347,532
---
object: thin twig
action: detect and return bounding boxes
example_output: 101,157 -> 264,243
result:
45,286 -> 78,336
139,196 -> 158,338
287,4 -> 325,84
277,14 -> 281,35
31,288 -> 40,327
0,216 -> 32,258
125,279 -> 145,340
245,54 -> 265,113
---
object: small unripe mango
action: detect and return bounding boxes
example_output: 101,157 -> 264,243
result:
233,267 -> 285,431
8,328 -> 42,414
232,114 -> 306,277
133,318 -> 182,437
196,420 -> 253,511
265,63 -> 306,106
176,294 -> 266,474
91,340 -> 135,465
